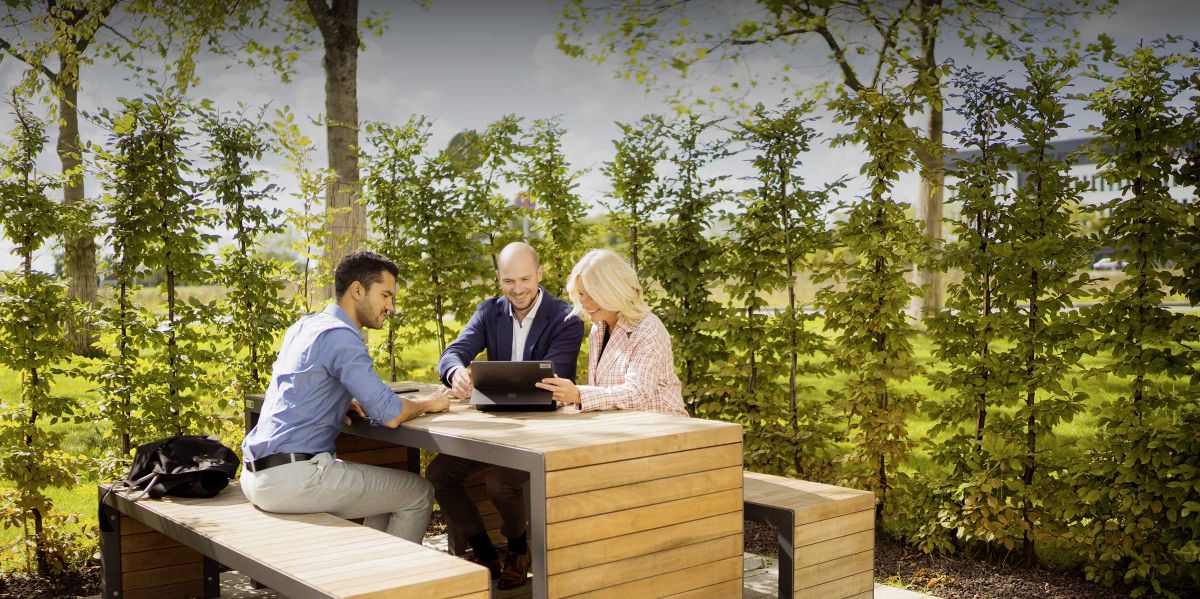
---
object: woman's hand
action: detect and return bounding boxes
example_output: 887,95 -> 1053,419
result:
536,375 -> 581,406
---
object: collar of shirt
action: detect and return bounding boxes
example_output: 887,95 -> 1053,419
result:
510,288 -> 544,361
510,288 -> 544,329
597,316 -> 637,337
325,303 -> 365,341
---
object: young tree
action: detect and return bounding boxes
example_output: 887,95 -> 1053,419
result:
995,53 -> 1092,566
726,102 -> 841,477
516,117 -> 589,296
923,67 -> 1026,555
95,102 -> 159,454
1066,45 -> 1200,596
364,117 -> 484,355
204,0 -> 395,295
641,114 -> 729,415
445,115 -> 525,273
814,89 -> 928,520
362,116 -> 431,378
201,108 -> 293,410
96,93 -> 218,446
272,107 -> 336,313
602,115 -> 665,274
0,1 -> 244,354
558,0 -> 1114,315
0,101 -> 82,575
0,1 -> 120,355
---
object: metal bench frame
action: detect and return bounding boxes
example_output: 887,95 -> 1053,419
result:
744,497 -> 797,598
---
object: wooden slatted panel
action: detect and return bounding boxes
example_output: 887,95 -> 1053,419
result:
547,512 -> 742,574
122,561 -> 203,590
118,515 -> 206,593
105,483 -> 488,599
548,534 -> 741,597
545,444 -> 741,497
539,423 -> 743,597
794,530 -> 874,570
563,555 -> 743,599
796,510 -> 874,547
546,488 -> 741,550
794,551 -> 873,592
122,546 -> 203,572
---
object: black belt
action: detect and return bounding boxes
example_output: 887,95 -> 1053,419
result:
244,452 -> 317,473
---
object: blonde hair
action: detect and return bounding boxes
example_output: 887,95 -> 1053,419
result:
566,249 -> 650,324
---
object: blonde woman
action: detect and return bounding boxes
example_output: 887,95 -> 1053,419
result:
535,249 -> 687,416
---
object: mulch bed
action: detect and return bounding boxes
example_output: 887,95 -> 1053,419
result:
746,519 -> 1198,599
0,566 -> 99,599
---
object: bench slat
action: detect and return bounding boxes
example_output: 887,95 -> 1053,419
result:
545,443 -> 741,497
561,555 -> 743,599
794,550 -> 874,591
546,465 -> 742,523
547,534 -> 741,597
102,483 -> 488,599
547,511 -> 742,574
546,488 -> 741,550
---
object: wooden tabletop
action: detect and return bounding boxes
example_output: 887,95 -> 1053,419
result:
402,401 -> 740,471
250,382 -> 742,472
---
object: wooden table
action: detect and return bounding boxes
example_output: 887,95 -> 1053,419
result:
246,386 -> 744,599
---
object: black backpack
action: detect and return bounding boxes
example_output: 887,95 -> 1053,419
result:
119,435 -> 240,500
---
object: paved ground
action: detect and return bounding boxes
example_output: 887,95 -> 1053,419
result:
130,532 -> 939,599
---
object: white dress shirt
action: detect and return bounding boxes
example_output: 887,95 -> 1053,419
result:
510,288 -> 544,361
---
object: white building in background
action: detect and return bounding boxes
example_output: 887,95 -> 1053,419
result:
941,137 -> 1197,259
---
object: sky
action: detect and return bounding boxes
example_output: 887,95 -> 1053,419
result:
0,0 -> 1197,272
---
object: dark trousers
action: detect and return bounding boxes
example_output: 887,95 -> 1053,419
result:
426,453 -> 528,553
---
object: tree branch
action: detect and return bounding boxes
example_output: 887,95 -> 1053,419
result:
0,36 -> 58,82
305,0 -> 336,40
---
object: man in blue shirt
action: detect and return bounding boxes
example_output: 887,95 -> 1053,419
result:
241,251 -> 450,542
427,242 -> 583,589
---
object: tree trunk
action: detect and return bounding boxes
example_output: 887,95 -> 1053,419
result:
917,0 -> 944,317
917,105 -> 945,318
310,0 -> 364,299
58,75 -> 99,355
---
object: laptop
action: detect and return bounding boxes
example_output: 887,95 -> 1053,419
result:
469,361 -> 557,412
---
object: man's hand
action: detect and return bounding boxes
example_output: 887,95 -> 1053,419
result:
450,367 -> 474,399
344,398 -> 367,425
536,375 -> 581,406
386,387 -> 452,427
421,387 -> 452,413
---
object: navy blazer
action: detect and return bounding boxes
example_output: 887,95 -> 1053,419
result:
438,288 -> 585,385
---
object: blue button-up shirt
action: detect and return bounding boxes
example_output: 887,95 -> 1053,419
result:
242,304 -> 404,462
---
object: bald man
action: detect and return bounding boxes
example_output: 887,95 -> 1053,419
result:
429,242 -> 583,590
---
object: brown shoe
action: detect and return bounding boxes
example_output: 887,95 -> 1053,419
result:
465,551 -> 501,580
497,549 -> 531,590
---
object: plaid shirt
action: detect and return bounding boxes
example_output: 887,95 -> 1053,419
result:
578,312 -> 687,416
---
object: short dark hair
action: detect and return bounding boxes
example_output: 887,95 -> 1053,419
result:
334,251 -> 400,298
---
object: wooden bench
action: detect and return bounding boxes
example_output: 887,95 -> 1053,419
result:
743,472 -> 876,599
99,482 -> 489,599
